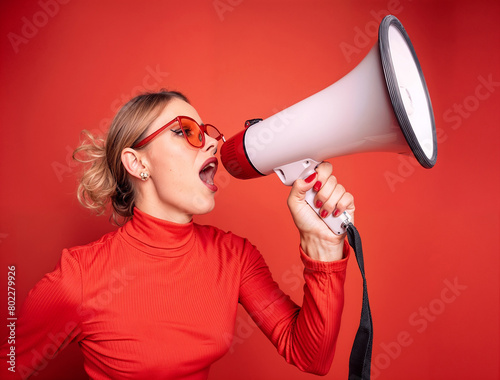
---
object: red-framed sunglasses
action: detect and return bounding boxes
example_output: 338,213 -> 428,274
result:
132,116 -> 225,149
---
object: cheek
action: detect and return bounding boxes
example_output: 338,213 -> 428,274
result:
149,148 -> 197,190
153,160 -> 189,189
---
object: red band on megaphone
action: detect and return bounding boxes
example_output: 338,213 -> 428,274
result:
221,129 -> 263,180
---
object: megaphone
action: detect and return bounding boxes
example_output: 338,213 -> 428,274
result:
221,15 -> 437,235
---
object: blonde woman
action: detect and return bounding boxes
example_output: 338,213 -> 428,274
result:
1,90 -> 355,379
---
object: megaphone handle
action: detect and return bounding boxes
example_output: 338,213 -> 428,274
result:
304,188 -> 351,235
273,160 -> 351,234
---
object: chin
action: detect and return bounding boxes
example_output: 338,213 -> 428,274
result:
190,195 -> 216,216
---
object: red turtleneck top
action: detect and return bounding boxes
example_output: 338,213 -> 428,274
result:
1,208 -> 349,379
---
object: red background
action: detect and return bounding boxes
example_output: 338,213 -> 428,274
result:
1,0 -> 499,379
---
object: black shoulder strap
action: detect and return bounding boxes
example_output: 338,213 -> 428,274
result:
346,223 -> 373,380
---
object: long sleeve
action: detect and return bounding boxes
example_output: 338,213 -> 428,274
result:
1,211 -> 349,379
238,241 -> 349,375
0,249 -> 83,379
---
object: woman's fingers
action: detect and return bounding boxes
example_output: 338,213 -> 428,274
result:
313,163 -> 355,219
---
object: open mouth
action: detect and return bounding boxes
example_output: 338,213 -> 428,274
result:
199,158 -> 218,190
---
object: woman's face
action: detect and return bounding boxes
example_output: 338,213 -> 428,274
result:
135,98 -> 221,223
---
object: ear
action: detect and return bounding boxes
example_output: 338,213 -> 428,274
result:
121,148 -> 148,180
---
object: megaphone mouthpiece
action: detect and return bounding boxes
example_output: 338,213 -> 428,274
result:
220,128 -> 264,180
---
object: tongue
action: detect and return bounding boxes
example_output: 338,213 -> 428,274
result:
200,167 -> 214,185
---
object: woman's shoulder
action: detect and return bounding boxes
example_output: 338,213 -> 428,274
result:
64,229 -> 120,262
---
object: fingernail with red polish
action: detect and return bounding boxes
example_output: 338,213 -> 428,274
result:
333,209 -> 341,217
313,181 -> 322,192
320,210 -> 328,218
305,173 -> 317,183
315,200 -> 323,209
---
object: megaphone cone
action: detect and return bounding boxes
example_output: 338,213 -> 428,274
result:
221,15 -> 437,185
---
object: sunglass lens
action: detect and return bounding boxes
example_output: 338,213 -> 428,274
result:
181,118 -> 203,147
205,125 -> 221,140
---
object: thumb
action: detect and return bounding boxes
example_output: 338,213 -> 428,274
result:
289,172 -> 317,203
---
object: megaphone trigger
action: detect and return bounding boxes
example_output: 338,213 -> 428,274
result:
273,158 -> 320,186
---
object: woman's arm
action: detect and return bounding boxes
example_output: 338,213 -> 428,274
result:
238,163 -> 354,374
238,241 -> 349,375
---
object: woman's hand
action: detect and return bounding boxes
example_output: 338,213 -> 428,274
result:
287,162 -> 355,262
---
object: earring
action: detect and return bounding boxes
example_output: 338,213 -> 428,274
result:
140,172 -> 149,181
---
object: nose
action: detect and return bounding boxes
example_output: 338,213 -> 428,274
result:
203,133 -> 219,154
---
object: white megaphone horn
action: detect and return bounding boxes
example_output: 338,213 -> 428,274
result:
221,15 -> 437,235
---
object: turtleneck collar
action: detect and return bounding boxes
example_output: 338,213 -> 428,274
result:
119,207 -> 196,257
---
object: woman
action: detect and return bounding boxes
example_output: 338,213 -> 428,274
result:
1,90 -> 355,379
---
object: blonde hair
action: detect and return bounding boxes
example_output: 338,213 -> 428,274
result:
73,90 -> 189,224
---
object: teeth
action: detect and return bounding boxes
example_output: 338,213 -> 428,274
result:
200,161 -> 217,186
